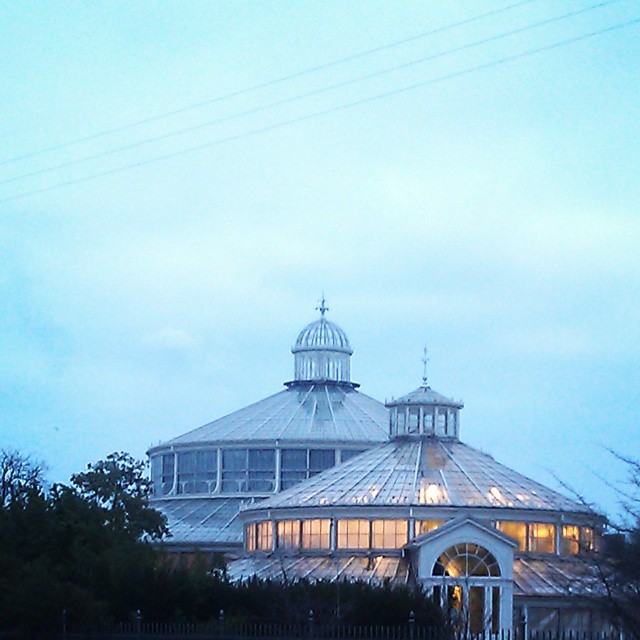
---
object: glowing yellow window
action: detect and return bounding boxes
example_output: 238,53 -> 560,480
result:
561,525 -> 580,555
581,527 -> 595,551
276,520 -> 300,549
337,519 -> 370,549
496,521 -> 527,551
414,520 -> 444,537
301,519 -> 331,549
529,523 -> 556,553
371,520 -> 408,549
256,521 -> 273,551
245,523 -> 257,552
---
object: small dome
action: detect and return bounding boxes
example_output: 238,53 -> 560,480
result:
293,317 -> 352,354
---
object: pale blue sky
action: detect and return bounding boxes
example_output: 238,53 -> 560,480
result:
1,1 -> 639,519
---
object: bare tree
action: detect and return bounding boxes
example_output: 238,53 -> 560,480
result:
0,449 -> 45,507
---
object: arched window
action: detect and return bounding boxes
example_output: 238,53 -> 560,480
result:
433,543 -> 501,577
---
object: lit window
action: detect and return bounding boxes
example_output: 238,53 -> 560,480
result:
415,520 -> 444,537
561,525 -> 580,555
301,519 -> 331,549
337,519 -> 370,549
256,521 -> 273,551
496,521 -> 527,551
245,523 -> 257,552
433,543 -> 501,577
371,520 -> 408,549
581,527 -> 595,551
277,520 -> 300,549
529,523 -> 556,553
177,450 -> 216,494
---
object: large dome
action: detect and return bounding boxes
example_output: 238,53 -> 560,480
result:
293,317 -> 352,354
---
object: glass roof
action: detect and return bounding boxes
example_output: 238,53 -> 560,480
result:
154,384 -> 389,448
246,437 -> 591,513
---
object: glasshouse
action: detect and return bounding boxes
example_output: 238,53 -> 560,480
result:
148,305 -> 607,635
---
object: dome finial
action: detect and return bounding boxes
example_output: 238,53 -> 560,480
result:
422,345 -> 429,387
316,293 -> 329,317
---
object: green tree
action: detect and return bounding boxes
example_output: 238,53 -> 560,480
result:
70,451 -> 168,540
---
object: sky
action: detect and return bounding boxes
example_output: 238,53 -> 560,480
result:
1,0 -> 639,521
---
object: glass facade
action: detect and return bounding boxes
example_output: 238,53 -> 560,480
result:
152,453 -> 175,496
256,521 -> 273,551
496,521 -> 527,551
561,525 -> 580,555
277,520 -> 300,549
221,449 -> 276,493
529,523 -> 556,553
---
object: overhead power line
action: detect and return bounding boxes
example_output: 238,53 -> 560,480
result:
0,0 -> 540,167
0,0 -> 621,187
2,16 -> 638,205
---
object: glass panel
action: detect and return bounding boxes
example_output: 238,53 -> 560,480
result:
496,521 -> 527,551
561,525 -> 580,555
276,520 -> 300,549
408,408 -> 420,433
257,521 -> 273,551
309,449 -> 335,475
281,449 -> 307,490
301,519 -> 331,549
221,449 -> 247,493
433,543 -> 500,577
246,523 -> 257,552
371,519 -> 408,549
436,411 -> 446,435
491,587 -> 500,633
581,526 -> 595,551
341,449 -> 365,463
423,408 -> 434,432
396,410 -> 406,434
152,453 -> 175,496
469,587 -> 485,634
529,523 -> 556,553
248,449 -> 275,492
415,520 -> 444,537
336,519 -> 370,549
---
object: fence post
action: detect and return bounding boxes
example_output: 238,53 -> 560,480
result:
409,611 -> 415,640
308,609 -> 315,640
135,609 -> 142,640
62,608 -> 67,640
219,609 -> 226,638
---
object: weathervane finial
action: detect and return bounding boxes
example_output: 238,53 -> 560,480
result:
317,293 -> 329,317
422,345 -> 429,386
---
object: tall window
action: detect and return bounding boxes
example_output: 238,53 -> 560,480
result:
496,521 -> 527,551
408,408 -> 420,433
257,521 -> 273,551
245,523 -> 257,551
221,449 -> 275,493
371,520 -> 408,549
281,449 -> 307,489
582,526 -> 595,551
277,520 -> 300,549
337,519 -> 370,549
301,519 -> 331,549
561,525 -> 580,555
177,450 -> 216,494
152,453 -> 175,496
529,523 -> 556,553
